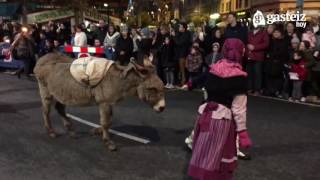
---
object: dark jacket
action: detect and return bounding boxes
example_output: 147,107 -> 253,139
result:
136,38 -> 153,64
191,72 -> 247,108
116,36 -> 133,65
224,23 -> 248,44
173,31 -> 192,59
37,39 -> 46,54
39,45 -> 54,57
265,38 -> 288,77
303,49 -> 317,80
247,30 -> 269,61
57,28 -> 70,45
94,26 -> 107,44
159,42 -> 175,68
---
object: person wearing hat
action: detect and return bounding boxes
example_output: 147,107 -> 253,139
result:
184,38 -> 252,180
115,25 -> 133,65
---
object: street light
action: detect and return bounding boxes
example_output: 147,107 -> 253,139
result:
104,3 -> 108,7
210,13 -> 220,20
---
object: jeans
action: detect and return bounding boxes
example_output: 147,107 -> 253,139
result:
246,61 -> 263,92
292,81 -> 303,99
163,67 -> 175,85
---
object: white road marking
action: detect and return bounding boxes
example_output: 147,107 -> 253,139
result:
174,88 -> 320,108
252,95 -> 320,108
66,113 -> 151,144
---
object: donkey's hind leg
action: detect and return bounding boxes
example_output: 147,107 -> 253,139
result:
98,103 -> 116,151
38,83 -> 56,138
55,102 -> 76,138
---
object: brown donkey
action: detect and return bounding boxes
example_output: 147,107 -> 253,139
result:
34,53 -> 165,151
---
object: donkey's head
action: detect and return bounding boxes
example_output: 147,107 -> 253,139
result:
122,57 -> 165,113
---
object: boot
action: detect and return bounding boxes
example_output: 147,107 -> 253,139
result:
16,69 -> 23,79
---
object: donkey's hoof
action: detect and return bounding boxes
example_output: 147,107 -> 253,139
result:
49,132 -> 57,138
106,141 -> 117,151
90,127 -> 102,136
69,131 -> 78,139
47,129 -> 57,138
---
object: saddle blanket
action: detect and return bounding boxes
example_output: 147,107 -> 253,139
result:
70,57 -> 114,87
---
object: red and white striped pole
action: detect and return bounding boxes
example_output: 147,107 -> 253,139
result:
64,46 -> 105,58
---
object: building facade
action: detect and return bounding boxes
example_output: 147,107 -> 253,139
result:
182,0 -> 221,18
219,0 -> 320,17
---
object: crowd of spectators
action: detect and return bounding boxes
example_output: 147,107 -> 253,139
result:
1,13 -> 320,103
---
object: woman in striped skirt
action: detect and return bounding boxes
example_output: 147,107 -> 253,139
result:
185,38 -> 252,180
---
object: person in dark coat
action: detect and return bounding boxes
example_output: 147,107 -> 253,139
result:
246,26 -> 269,95
172,22 -> 192,85
39,39 -> 54,57
94,20 -> 108,44
159,35 -> 175,88
115,27 -> 133,66
44,25 -> 56,41
299,40 -> 317,101
224,13 -> 248,44
56,23 -> 70,45
136,27 -> 153,65
154,25 -> 170,81
265,28 -> 289,96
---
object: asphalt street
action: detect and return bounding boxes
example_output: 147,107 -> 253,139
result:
0,73 -> 319,180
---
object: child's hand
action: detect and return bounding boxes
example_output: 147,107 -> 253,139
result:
181,84 -> 188,90
314,51 -> 319,58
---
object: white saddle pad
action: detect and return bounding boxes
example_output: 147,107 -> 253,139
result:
70,57 -> 114,87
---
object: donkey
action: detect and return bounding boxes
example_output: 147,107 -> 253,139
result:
33,53 -> 165,151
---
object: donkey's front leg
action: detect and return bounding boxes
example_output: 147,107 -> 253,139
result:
99,103 -> 116,151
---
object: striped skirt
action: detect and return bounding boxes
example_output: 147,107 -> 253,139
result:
188,102 -> 237,180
